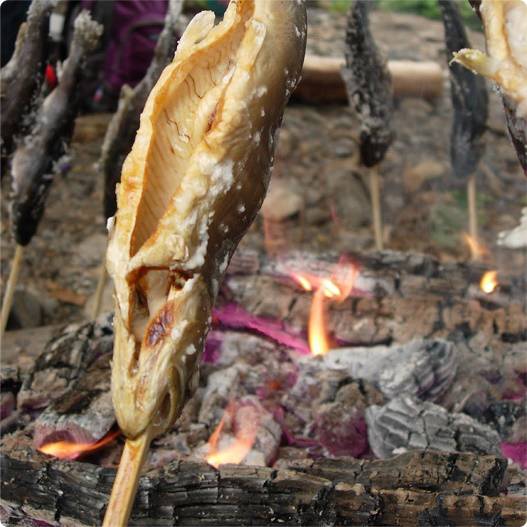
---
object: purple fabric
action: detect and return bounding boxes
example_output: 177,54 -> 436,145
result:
212,304 -> 311,355
83,0 -> 168,93
501,442 -> 527,469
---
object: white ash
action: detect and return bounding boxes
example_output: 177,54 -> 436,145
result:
366,395 -> 501,459
324,339 -> 458,401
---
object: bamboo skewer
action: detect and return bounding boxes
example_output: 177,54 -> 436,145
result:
0,244 -> 24,337
369,167 -> 384,251
467,174 -> 478,256
102,428 -> 152,527
91,262 -> 107,319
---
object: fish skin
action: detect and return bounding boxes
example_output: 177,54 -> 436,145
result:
0,0 -> 53,170
342,0 -> 394,169
10,12 -> 102,246
439,0 -> 488,181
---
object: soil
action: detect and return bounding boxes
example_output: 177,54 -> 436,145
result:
1,6 -> 525,328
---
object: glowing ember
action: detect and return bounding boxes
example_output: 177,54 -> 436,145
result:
480,270 -> 498,294
206,403 -> 258,468
291,262 -> 358,356
37,430 -> 120,460
463,233 -> 488,261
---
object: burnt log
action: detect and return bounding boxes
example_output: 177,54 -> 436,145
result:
1,437 -> 525,526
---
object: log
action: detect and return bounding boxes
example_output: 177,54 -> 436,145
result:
295,55 -> 444,104
0,439 -> 525,526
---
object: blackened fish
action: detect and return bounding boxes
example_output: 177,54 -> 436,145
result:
101,0 -> 183,220
10,12 -> 102,246
342,0 -> 394,168
439,0 -> 488,180
0,0 -> 53,169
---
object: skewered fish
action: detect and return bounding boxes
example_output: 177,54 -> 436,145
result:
106,0 -> 307,441
100,0 -> 184,221
439,0 -> 488,181
9,12 -> 102,246
342,0 -> 393,168
452,0 -> 526,175
0,0 -> 53,169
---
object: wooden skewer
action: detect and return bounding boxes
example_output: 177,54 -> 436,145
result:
467,174 -> 478,258
103,427 -> 153,527
0,244 -> 24,338
369,167 -> 384,251
91,261 -> 107,320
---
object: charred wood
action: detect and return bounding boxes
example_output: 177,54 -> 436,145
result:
366,395 -> 501,459
0,441 -> 525,526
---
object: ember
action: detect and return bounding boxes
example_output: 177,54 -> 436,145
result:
206,402 -> 258,468
37,429 -> 120,461
480,270 -> 498,294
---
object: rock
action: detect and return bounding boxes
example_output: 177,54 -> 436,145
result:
261,179 -> 303,222
6,287 -> 58,330
366,395 -> 501,459
73,233 -> 107,268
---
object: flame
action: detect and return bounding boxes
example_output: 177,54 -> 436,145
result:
37,430 -> 120,460
290,262 -> 358,356
206,403 -> 258,468
480,270 -> 498,294
463,233 -> 488,261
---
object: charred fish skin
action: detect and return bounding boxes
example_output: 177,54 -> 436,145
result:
439,0 -> 488,182
0,0 -> 53,168
10,12 -> 102,246
101,0 -> 184,220
342,0 -> 394,168
452,0 -> 527,176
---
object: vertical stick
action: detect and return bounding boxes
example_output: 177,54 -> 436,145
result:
91,262 -> 107,320
369,167 -> 384,251
102,428 -> 152,527
467,174 -> 478,254
0,244 -> 24,337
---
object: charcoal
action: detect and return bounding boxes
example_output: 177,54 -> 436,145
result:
324,338 -> 458,401
366,395 -> 501,459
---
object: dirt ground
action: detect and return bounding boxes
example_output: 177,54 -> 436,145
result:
1,7 -> 525,328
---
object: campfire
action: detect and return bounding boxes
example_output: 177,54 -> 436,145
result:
1,0 -> 526,526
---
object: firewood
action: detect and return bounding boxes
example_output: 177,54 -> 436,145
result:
0,0 -> 53,167
1,437 -> 525,526
296,55 -> 444,104
342,0 -> 394,251
452,0 -> 527,176
103,1 -> 307,524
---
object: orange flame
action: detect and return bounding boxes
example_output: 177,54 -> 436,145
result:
206,404 -> 258,468
291,262 -> 358,356
37,430 -> 120,460
480,270 -> 498,294
463,233 -> 488,261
